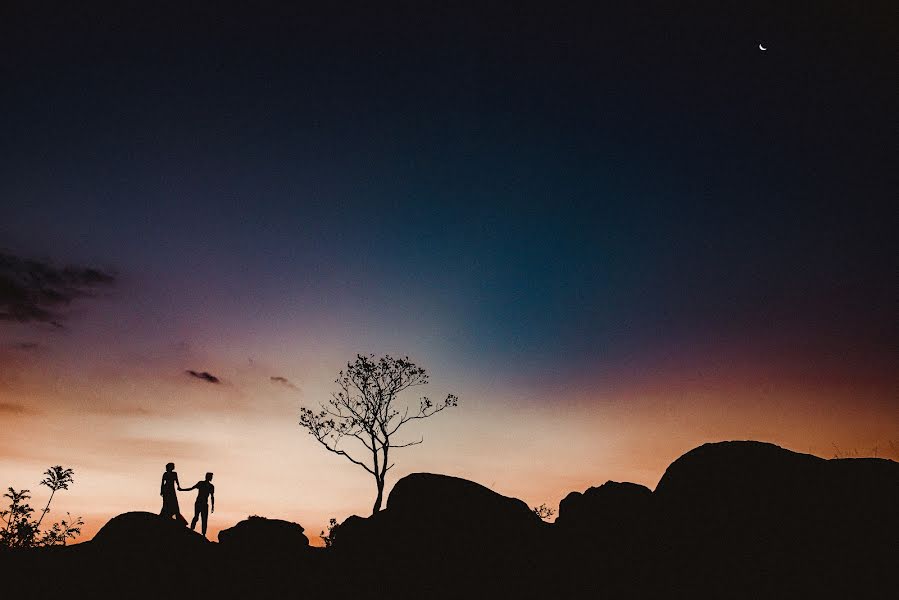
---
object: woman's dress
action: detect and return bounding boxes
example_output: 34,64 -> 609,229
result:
160,471 -> 186,524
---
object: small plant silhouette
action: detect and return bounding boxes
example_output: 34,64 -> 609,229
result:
36,466 -> 75,528
38,512 -> 83,546
0,488 -> 37,548
320,517 -> 340,548
532,503 -> 555,521
1,466 -> 82,549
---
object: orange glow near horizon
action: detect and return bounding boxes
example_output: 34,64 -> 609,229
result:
2,334 -> 895,545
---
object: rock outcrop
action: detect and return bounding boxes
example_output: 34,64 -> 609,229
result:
651,441 -> 899,598
331,473 -> 549,597
335,473 -> 543,554
91,511 -> 208,551
6,441 -> 897,600
218,515 -> 309,553
556,480 -> 652,533
655,440 -> 899,544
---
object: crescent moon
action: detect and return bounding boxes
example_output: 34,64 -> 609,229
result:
759,44 -> 767,51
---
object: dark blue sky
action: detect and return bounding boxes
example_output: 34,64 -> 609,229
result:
2,1 -> 894,384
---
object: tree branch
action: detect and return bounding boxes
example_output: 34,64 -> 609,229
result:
391,438 -> 424,448
311,435 -> 376,475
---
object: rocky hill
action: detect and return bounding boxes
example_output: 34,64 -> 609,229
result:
2,441 -> 895,599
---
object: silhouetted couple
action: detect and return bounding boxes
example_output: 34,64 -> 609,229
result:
159,462 -> 215,536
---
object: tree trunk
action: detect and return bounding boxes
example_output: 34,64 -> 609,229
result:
372,476 -> 385,514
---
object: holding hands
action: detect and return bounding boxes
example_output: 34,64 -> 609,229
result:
160,465 -> 214,537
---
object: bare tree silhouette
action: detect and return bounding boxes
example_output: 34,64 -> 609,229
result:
299,354 -> 458,514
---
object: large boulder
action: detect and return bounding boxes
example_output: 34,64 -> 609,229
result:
556,480 -> 652,537
92,511 -> 208,552
386,472 -> 541,536
218,515 -> 309,554
335,474 -> 543,553
550,481 -> 654,596
331,473 -> 549,597
651,441 -> 899,598
556,481 -> 652,532
654,440 -> 899,542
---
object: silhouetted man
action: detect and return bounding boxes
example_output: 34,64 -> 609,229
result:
180,472 -> 215,537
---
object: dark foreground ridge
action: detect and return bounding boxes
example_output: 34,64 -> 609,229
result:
2,441 -> 896,599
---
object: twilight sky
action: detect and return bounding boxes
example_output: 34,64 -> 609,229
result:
1,2 -> 895,543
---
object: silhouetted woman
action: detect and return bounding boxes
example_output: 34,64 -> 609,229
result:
159,462 -> 187,526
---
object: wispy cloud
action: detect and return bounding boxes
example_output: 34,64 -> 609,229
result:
270,376 -> 299,390
186,370 -> 221,384
0,251 -> 115,326
8,341 -> 42,351
84,404 -> 154,417
0,341 -> 47,357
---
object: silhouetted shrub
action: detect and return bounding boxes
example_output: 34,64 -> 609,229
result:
321,517 -> 340,548
0,466 -> 82,549
532,503 -> 555,521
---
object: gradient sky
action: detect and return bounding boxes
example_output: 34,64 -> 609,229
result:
1,2 -> 895,543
